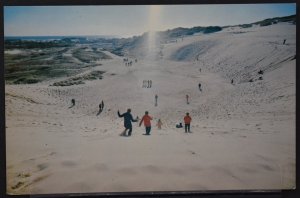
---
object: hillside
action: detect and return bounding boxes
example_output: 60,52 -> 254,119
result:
5,16 -> 296,194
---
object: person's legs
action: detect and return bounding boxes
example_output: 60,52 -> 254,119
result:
146,126 -> 151,135
120,128 -> 127,136
185,124 -> 188,133
187,124 -> 190,132
127,127 -> 133,136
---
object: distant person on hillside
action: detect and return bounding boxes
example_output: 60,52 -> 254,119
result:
97,100 -> 104,115
184,113 -> 192,133
139,111 -> 153,135
118,109 -> 138,136
157,119 -> 163,130
283,39 -> 286,45
69,98 -> 75,108
186,94 -> 190,104
231,79 -> 234,84
258,70 -> 264,75
198,83 -> 202,92
146,80 -> 152,88
155,94 -> 158,106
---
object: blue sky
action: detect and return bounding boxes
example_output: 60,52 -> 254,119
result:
4,4 -> 296,37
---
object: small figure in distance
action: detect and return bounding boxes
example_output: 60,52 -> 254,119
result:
157,119 -> 163,130
231,79 -> 234,84
258,70 -> 264,75
97,100 -> 104,116
69,98 -> 75,108
155,94 -> 158,107
198,83 -> 202,92
186,94 -> 190,105
283,39 -> 286,45
176,123 -> 183,128
184,113 -> 192,133
118,109 -> 138,137
139,111 -> 153,135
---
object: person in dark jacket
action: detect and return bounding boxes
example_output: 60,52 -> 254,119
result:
97,100 -> 104,116
198,83 -> 202,91
69,98 -> 75,108
155,94 -> 158,106
118,109 -> 138,136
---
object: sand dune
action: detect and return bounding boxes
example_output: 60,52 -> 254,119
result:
5,23 -> 295,194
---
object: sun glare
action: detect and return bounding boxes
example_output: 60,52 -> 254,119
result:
147,5 -> 162,59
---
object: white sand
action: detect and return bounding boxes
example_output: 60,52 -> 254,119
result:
6,23 -> 295,194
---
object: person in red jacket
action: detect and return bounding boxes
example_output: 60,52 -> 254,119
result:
139,111 -> 153,135
184,112 -> 192,133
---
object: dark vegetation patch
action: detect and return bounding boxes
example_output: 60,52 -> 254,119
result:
4,45 -> 105,84
52,70 -> 105,86
72,47 -> 111,63
4,39 -> 73,49
254,15 -> 296,27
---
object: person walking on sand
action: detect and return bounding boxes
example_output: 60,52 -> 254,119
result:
198,83 -> 202,92
118,109 -> 138,136
157,119 -> 162,130
69,98 -> 75,108
184,113 -> 192,133
97,100 -> 104,115
139,111 -> 153,135
155,94 -> 158,106
186,94 -> 190,104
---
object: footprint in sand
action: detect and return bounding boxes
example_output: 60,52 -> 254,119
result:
188,150 -> 196,155
37,163 -> 49,171
259,164 -> 275,171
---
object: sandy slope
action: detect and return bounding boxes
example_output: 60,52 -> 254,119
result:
5,23 -> 295,194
